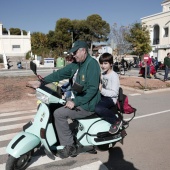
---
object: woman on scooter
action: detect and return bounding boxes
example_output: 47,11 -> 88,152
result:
95,53 -> 121,134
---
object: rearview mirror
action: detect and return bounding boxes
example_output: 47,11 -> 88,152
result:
30,61 -> 37,75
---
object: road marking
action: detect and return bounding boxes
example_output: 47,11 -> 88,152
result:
0,164 -> 5,170
0,156 -> 61,170
129,93 -> 141,96
0,109 -> 36,117
0,123 -> 25,131
0,147 -> 6,155
134,109 -> 170,120
28,155 -> 61,168
70,160 -> 108,170
0,157 -> 108,170
0,133 -> 18,142
0,115 -> 33,123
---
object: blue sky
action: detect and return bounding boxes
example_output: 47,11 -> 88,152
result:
0,0 -> 163,34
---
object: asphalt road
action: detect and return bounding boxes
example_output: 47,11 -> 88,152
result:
120,89 -> 170,170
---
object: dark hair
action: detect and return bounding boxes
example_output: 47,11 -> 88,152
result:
66,54 -> 75,62
99,53 -> 113,64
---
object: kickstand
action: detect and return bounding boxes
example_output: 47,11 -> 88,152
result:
120,129 -> 127,145
120,138 -> 124,145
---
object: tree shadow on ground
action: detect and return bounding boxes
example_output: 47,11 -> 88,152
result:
100,147 -> 139,170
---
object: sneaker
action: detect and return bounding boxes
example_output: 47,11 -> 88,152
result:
57,145 -> 77,159
109,121 -> 122,134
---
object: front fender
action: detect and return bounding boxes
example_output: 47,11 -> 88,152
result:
6,132 -> 40,158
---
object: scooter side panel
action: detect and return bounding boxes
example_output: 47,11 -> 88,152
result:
86,120 -> 122,145
46,123 -> 57,146
76,118 -> 102,146
6,132 -> 40,158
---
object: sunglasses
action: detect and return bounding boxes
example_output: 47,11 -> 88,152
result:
72,49 -> 79,56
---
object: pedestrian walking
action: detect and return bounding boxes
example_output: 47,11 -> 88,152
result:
154,57 -> 159,72
147,55 -> 152,77
163,52 -> 170,81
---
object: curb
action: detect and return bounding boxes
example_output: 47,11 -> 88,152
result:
27,93 -> 36,97
121,85 -> 170,94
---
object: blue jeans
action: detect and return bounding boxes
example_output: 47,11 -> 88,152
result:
61,82 -> 71,98
95,96 -> 118,124
164,66 -> 170,80
147,65 -> 150,76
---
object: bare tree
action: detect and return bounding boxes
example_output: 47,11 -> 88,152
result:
111,23 -> 131,57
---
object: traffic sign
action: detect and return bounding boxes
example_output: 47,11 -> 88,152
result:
143,54 -> 149,62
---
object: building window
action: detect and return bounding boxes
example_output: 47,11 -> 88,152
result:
12,45 -> 20,51
164,27 -> 169,37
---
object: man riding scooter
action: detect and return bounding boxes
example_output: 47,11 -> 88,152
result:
33,40 -> 101,158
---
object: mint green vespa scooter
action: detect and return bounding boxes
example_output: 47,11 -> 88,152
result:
6,61 -> 134,170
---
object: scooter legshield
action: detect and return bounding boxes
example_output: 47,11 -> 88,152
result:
6,131 -> 40,158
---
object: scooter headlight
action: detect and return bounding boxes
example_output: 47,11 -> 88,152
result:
36,91 -> 49,104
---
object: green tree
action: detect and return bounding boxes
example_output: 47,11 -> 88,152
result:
9,28 -> 21,35
68,19 -> 87,42
46,30 -> 57,50
125,22 -> 152,57
31,32 -> 49,57
22,30 -> 27,35
86,14 -> 110,54
55,18 -> 73,56
52,15 -> 110,55
2,28 -> 8,34
9,28 -> 27,35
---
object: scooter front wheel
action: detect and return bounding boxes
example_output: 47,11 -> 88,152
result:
6,150 -> 32,170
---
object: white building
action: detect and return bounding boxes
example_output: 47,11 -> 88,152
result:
141,0 -> 170,62
0,22 -> 31,58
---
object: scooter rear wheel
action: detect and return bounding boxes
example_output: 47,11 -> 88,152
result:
6,151 -> 32,170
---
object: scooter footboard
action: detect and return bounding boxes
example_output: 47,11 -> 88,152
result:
6,131 -> 40,158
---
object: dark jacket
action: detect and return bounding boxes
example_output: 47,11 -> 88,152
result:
44,55 -> 101,112
164,56 -> 170,68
